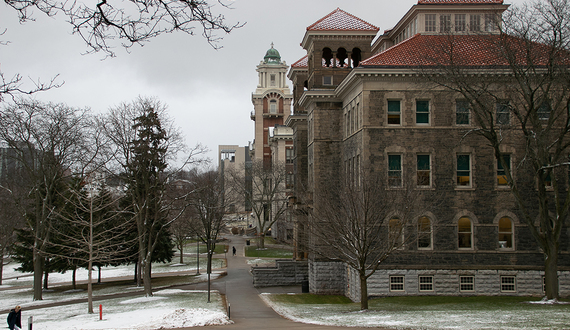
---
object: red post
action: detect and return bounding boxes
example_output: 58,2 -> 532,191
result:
99,304 -> 102,320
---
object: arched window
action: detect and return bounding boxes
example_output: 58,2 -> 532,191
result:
389,217 -> 404,248
352,48 -> 362,67
458,217 -> 472,249
498,217 -> 513,249
322,48 -> 333,67
418,216 -> 432,249
336,48 -> 347,67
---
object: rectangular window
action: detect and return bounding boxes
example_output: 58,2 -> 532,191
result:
419,276 -> 434,292
440,14 -> 451,33
388,154 -> 402,187
270,74 -> 276,86
455,14 -> 466,32
425,14 -> 436,32
416,100 -> 430,124
390,276 -> 405,292
497,154 -> 511,186
323,76 -> 333,85
286,148 -> 294,164
456,154 -> 471,187
496,101 -> 510,125
501,276 -> 516,292
417,154 -> 431,187
470,14 -> 481,32
387,100 -> 401,125
485,14 -> 496,32
537,101 -> 551,120
460,276 -> 474,292
456,100 -> 470,125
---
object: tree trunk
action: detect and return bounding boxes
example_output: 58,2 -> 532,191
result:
33,245 -> 43,300
143,258 -> 153,297
72,267 -> 77,290
258,232 -> 265,249
360,273 -> 368,310
43,268 -> 49,290
179,243 -> 184,264
544,242 -> 560,300
0,253 -> 4,286
88,259 -> 94,314
98,266 -> 102,284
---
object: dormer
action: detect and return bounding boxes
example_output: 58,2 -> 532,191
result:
372,0 -> 509,54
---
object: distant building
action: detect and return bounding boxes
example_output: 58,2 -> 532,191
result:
287,0 -> 570,299
218,145 -> 251,214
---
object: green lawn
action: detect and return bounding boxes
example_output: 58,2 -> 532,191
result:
245,245 -> 294,258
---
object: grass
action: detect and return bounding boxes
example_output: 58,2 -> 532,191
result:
184,243 -> 228,254
263,294 -> 570,329
245,246 -> 293,258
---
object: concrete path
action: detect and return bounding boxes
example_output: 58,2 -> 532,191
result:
177,235 -> 353,330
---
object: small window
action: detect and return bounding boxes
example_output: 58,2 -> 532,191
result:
416,100 -> 430,124
418,216 -> 432,249
456,100 -> 470,125
485,14 -> 496,32
417,154 -> 431,187
460,276 -> 474,292
270,74 -> 276,86
389,218 -> 404,248
496,101 -> 510,125
270,100 -> 277,114
286,148 -> 294,164
455,14 -> 466,32
498,217 -> 513,249
388,154 -> 402,187
387,100 -> 401,125
458,217 -> 473,249
419,276 -> 434,292
390,276 -> 405,291
537,101 -> 551,120
440,14 -> 451,33
470,14 -> 481,32
456,154 -> 471,187
501,276 -> 516,292
497,154 -> 511,186
323,76 -> 333,85
425,14 -> 436,32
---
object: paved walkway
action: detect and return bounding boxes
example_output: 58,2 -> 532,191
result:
176,235 -> 352,330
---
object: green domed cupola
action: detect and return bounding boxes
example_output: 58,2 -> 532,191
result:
264,43 -> 282,64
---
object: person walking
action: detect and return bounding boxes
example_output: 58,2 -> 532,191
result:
232,246 -> 236,256
7,305 -> 21,330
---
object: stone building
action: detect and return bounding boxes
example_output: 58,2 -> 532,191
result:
287,1 -> 570,299
218,145 -> 251,214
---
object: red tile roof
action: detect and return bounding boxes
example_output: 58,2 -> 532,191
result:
360,34 -> 567,68
291,55 -> 308,68
307,8 -> 379,32
418,0 -> 503,4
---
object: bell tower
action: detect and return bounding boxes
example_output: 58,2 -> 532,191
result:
251,43 -> 293,163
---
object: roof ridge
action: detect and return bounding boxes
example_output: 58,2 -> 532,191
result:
417,0 -> 503,4
306,8 -> 379,32
291,55 -> 308,68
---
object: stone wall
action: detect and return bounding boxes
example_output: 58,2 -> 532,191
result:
346,268 -> 570,301
252,260 -> 308,287
309,260 -> 346,295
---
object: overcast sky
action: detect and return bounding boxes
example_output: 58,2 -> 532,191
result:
0,0 -> 527,163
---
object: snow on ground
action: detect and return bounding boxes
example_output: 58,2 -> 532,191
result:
260,294 -> 570,330
0,289 -> 231,330
1,261 -> 230,330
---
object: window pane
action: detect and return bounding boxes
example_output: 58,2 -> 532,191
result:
417,155 -> 430,186
390,276 -> 404,291
498,217 -> 513,248
419,276 -> 433,291
458,217 -> 472,249
418,217 -> 432,249
497,154 -> 510,186
455,14 -> 466,32
501,276 -> 516,292
537,101 -> 551,120
457,154 -> 471,186
425,14 -> 436,32
496,102 -> 510,125
460,276 -> 474,292
388,155 -> 402,187
440,14 -> 451,32
416,100 -> 429,124
470,14 -> 481,31
456,100 -> 470,125
388,100 -> 401,125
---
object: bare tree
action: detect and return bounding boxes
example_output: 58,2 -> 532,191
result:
310,170 -> 422,310
0,185 -> 25,285
185,168 -> 227,302
419,0 -> 570,299
227,159 -> 288,249
4,0 -> 243,57
48,182 -> 137,313
0,99 -> 94,300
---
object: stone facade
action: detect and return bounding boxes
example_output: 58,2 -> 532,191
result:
286,2 -> 570,300
252,260 -> 308,287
